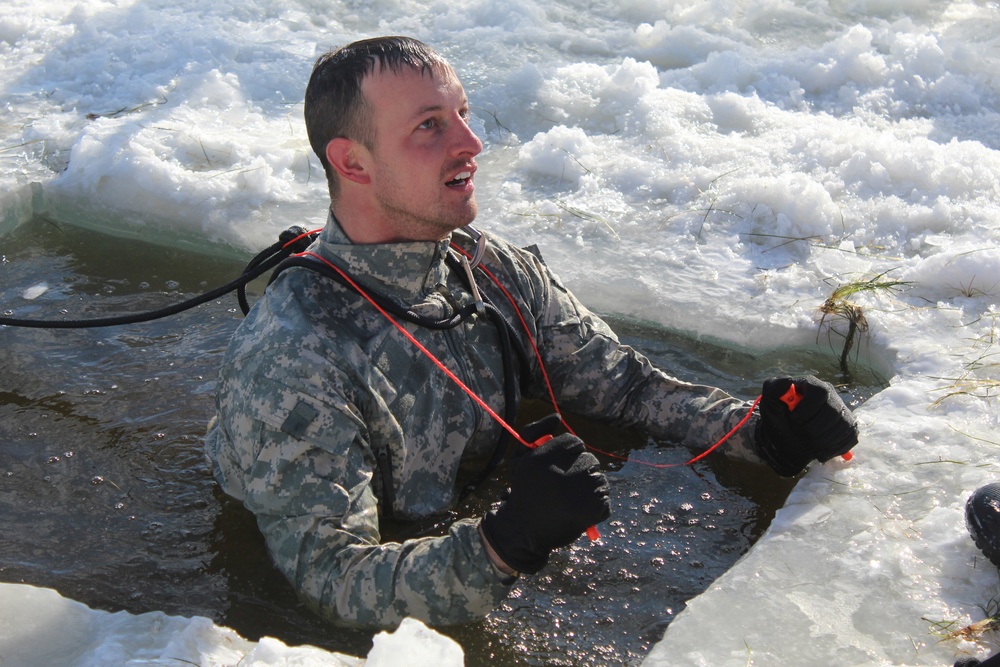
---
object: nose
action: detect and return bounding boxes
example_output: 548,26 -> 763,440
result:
452,115 -> 483,157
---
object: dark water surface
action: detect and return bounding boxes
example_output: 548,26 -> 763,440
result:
0,216 -> 881,666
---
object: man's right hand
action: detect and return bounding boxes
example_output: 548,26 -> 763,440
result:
480,434 -> 611,575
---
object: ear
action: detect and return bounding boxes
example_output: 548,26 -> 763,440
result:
325,137 -> 371,185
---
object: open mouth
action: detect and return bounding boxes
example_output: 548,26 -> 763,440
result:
445,170 -> 473,188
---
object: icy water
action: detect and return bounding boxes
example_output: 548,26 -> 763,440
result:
0,215 -> 881,666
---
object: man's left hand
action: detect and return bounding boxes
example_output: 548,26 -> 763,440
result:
752,376 -> 859,477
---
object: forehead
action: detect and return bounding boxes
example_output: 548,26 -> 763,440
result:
361,63 -> 467,122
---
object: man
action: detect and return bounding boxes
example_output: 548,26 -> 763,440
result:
205,36 -> 858,629
956,483 -> 1000,666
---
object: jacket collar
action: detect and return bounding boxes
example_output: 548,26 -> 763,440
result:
312,211 -> 453,303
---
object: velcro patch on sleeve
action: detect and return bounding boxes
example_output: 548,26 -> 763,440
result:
280,399 -> 320,439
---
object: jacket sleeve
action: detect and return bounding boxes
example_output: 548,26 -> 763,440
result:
506,249 -> 761,462
208,371 -> 513,629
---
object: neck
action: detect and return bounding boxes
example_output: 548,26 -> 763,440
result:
329,201 -> 457,245
330,201 -> 392,244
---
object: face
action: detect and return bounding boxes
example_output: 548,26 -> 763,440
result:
358,64 -> 483,241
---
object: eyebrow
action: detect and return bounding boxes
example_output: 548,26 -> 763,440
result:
412,104 -> 444,118
409,98 -> 470,121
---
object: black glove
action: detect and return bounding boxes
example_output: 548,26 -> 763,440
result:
481,433 -> 611,574
753,376 -> 859,477
955,654 -> 1000,667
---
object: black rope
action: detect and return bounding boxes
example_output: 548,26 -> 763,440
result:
0,226 -> 317,329
270,255 -> 483,329
458,302 -> 519,499
237,227 -> 316,315
2,225 -> 526,505
268,250 -> 527,501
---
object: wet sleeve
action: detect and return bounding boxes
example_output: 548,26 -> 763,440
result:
235,376 -> 513,629
523,259 -> 760,461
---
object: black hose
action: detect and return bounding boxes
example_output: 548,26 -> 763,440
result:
270,250 -> 525,499
0,226 -> 316,329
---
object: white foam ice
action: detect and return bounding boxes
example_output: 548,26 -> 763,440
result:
0,583 -> 463,667
3,1 -> 1000,664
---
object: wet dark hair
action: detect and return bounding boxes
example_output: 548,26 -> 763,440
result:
304,36 -> 448,201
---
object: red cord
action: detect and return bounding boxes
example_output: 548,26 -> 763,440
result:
296,251 -> 532,449
453,243 -> 758,469
295,247 -> 758,463
294,244 -> 761,544
284,228 -> 325,249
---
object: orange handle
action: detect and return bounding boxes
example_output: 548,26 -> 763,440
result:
531,434 -> 554,447
779,383 -> 803,411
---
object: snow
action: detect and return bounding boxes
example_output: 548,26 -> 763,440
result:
0,583 -> 460,666
2,0 -> 1000,665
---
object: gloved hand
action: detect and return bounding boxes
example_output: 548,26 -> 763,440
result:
481,432 -> 611,575
517,413 -> 563,445
752,376 -> 859,477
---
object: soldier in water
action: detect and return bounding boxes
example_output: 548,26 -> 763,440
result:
205,36 -> 859,628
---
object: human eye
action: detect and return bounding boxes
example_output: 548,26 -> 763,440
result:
417,117 -> 438,130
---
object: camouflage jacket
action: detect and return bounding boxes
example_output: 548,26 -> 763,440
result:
205,216 -> 758,628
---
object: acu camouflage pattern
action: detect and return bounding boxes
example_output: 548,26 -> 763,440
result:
205,214 -> 760,629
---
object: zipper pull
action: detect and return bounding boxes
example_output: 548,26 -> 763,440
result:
459,254 -> 485,316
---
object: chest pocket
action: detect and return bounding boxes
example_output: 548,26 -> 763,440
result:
363,318 -> 515,518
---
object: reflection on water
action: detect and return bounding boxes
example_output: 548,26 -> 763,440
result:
0,217 -> 882,666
